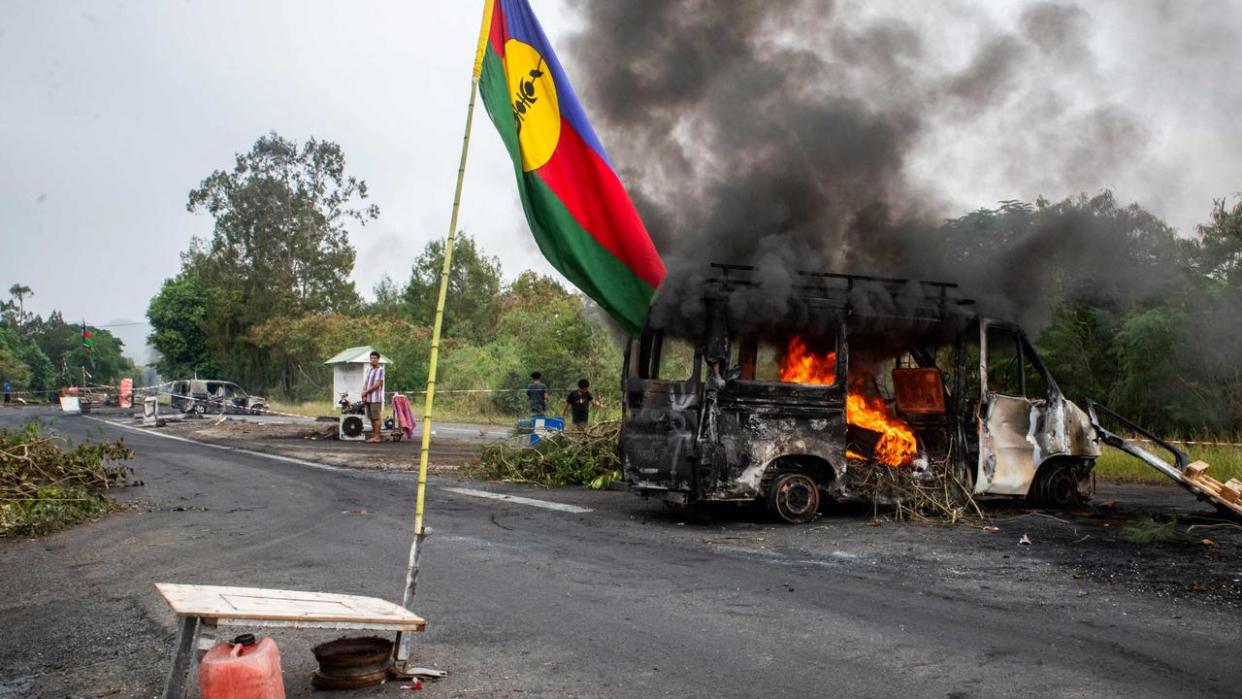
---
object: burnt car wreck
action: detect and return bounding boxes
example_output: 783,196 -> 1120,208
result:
620,264 -> 1100,523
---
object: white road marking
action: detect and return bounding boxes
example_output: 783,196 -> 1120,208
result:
443,487 -> 593,514
81,416 -> 405,479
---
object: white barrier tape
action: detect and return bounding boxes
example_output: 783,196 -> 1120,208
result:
4,382 -> 590,398
1126,437 -> 1242,449
0,380 -> 175,398
395,386 -> 583,394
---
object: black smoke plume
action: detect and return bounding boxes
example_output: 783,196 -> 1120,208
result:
565,0 -> 1169,334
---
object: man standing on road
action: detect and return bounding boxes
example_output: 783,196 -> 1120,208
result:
563,378 -> 603,429
2,378 -> 10,404
527,371 -> 548,417
361,351 -> 386,443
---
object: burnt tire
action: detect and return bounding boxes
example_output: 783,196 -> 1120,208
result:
1029,462 -> 1085,509
766,472 -> 820,524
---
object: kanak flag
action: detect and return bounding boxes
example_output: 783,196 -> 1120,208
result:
474,0 -> 665,335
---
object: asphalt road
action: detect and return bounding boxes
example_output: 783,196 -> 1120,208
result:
1,407 -> 1240,698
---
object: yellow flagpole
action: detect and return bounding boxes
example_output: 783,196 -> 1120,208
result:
397,0 -> 492,665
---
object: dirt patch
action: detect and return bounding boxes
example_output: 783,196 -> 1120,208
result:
158,417 -> 487,472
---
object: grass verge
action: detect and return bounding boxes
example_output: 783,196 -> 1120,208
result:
266,399 -> 337,419
1095,444 -> 1242,485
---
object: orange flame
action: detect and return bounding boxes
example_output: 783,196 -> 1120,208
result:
778,336 -> 837,385
845,384 -> 918,467
778,336 -> 918,467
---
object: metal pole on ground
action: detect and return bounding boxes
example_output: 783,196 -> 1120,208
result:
395,57 -> 483,664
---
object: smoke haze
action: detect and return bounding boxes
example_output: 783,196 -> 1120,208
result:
566,0 -> 1238,332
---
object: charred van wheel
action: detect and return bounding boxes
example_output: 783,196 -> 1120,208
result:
1029,462 -> 1085,509
767,472 -> 820,524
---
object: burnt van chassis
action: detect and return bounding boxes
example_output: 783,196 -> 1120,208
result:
620,266 -> 1100,522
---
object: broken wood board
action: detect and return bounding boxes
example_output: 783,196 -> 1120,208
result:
155,583 -> 425,631
1197,476 -> 1223,494
1184,461 -> 1211,480
1220,479 -> 1242,504
1168,462 -> 1242,516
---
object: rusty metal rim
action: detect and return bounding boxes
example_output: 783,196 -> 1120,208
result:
311,636 -> 394,689
313,636 -> 392,668
310,667 -> 390,690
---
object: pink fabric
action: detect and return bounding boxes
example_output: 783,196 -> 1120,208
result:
392,394 -> 416,439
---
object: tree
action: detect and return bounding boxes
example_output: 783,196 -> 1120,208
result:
250,314 -> 430,400
929,192 -> 1187,332
365,274 -> 406,317
402,232 -> 501,342
4,284 -> 33,329
1033,302 -> 1118,405
180,132 -> 378,388
1195,197 -> 1242,286
505,270 -> 569,304
0,334 -> 30,387
21,312 -> 133,387
7,283 -> 31,313
19,341 -> 55,394
468,278 -> 622,414
147,271 -> 214,377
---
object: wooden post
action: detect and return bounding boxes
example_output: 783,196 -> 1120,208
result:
396,75 -> 482,664
396,0 -> 495,664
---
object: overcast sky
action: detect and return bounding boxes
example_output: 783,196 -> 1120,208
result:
2,1 -> 1240,352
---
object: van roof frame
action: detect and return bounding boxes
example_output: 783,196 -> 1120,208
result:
704,262 -> 976,323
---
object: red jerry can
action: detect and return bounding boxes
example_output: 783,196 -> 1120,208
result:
199,633 -> 286,699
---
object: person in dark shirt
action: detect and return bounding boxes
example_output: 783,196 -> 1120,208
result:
563,378 -> 603,428
526,371 -> 548,417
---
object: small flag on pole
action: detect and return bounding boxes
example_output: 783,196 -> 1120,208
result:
82,322 -> 95,369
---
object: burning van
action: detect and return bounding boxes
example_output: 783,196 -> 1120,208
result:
620,264 -> 1100,523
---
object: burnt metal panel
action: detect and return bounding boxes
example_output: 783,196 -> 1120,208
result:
892,368 -> 946,414
977,395 -> 1038,495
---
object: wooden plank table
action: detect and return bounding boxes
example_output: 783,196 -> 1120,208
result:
156,583 -> 426,699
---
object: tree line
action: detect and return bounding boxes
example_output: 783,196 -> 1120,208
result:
1,285 -> 136,398
929,193 -> 1242,434
147,133 -> 621,414
146,132 -> 1242,433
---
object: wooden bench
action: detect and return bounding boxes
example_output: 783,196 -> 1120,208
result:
156,583 -> 426,698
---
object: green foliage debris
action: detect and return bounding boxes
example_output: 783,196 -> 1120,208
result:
0,421 -> 134,537
1122,516 -> 1190,545
464,422 -> 621,489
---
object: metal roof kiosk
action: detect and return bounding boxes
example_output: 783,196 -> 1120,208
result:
324,346 -> 391,406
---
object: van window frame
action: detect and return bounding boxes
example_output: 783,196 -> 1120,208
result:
728,317 -> 846,388
982,321 -> 1057,401
636,328 -> 702,383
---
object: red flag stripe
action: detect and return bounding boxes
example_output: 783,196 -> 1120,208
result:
533,121 -> 665,288
488,1 -> 507,59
